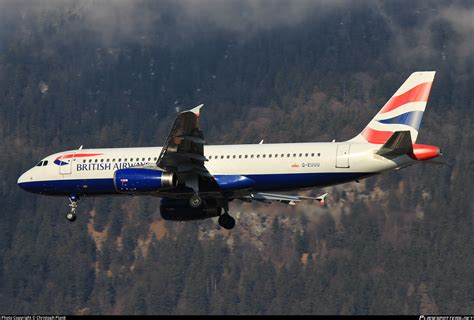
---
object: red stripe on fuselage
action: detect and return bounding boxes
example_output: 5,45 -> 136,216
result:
361,127 -> 394,144
380,82 -> 432,114
56,153 -> 103,160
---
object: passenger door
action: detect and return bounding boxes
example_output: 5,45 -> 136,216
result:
336,144 -> 350,168
59,152 -> 75,175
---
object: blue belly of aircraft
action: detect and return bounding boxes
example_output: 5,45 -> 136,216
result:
18,172 -> 373,196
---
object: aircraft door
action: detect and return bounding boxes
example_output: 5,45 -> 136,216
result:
59,153 -> 75,175
336,144 -> 350,168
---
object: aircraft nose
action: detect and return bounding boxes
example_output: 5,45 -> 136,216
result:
17,170 -> 32,190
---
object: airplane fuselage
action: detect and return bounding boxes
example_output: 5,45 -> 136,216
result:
17,142 -> 412,197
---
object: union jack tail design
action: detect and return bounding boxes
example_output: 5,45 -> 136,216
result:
351,71 -> 436,144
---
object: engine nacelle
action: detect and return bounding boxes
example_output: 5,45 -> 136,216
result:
213,175 -> 255,190
160,198 -> 222,221
114,168 -> 177,193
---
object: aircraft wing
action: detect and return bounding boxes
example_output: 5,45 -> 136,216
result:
156,105 -> 213,184
241,192 -> 328,206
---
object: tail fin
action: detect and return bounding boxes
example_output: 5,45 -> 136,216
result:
351,71 -> 436,144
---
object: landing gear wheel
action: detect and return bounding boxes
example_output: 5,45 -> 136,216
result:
189,194 -> 202,208
66,195 -> 79,222
218,214 -> 235,230
66,212 -> 77,222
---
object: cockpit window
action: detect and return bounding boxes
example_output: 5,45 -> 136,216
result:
43,160 -> 48,166
36,161 -> 43,167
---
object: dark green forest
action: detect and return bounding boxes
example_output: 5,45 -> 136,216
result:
1,0 -> 473,314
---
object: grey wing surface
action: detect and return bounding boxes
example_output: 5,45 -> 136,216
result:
156,105 -> 215,193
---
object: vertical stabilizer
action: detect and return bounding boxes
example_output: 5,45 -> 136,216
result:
351,71 -> 435,144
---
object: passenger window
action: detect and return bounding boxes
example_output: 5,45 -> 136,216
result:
239,155 -> 242,159
36,161 -> 43,166
251,155 -> 254,158
154,157 -> 157,161
233,155 -> 236,159
95,159 -> 98,163
83,160 -> 86,163
256,155 -> 260,158
245,155 -> 248,159
305,153 -> 308,157
263,154 -> 266,158
311,153 -> 314,157
142,158 -> 145,161
299,153 -> 302,157
269,154 -> 272,158
101,159 -> 104,163
118,158 -> 122,162
89,159 -> 92,163
221,156 -> 224,159
148,157 -> 151,161
43,160 -> 48,166
318,153 -> 321,157
136,158 -> 139,161
227,155 -> 230,159
293,153 -> 296,157
287,154 -> 290,157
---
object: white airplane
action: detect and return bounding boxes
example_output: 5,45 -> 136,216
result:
18,71 -> 442,229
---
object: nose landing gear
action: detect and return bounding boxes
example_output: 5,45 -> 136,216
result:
66,195 -> 79,222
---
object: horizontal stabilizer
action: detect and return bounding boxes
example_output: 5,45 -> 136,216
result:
376,131 -> 413,157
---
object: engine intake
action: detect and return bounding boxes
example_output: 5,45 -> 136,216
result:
114,168 -> 177,193
160,198 -> 221,221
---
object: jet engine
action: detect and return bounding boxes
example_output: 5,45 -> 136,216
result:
160,198 -> 222,221
114,168 -> 177,193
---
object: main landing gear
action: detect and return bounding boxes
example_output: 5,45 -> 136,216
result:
218,200 -> 235,230
218,214 -> 235,230
66,195 -> 78,222
188,194 -> 236,229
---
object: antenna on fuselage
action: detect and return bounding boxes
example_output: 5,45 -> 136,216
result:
78,145 -> 83,150
259,140 -> 264,144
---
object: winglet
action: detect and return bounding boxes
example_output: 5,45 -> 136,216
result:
188,104 -> 204,116
316,193 -> 328,205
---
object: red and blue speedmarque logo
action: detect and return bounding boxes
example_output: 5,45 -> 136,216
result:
54,153 -> 103,166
